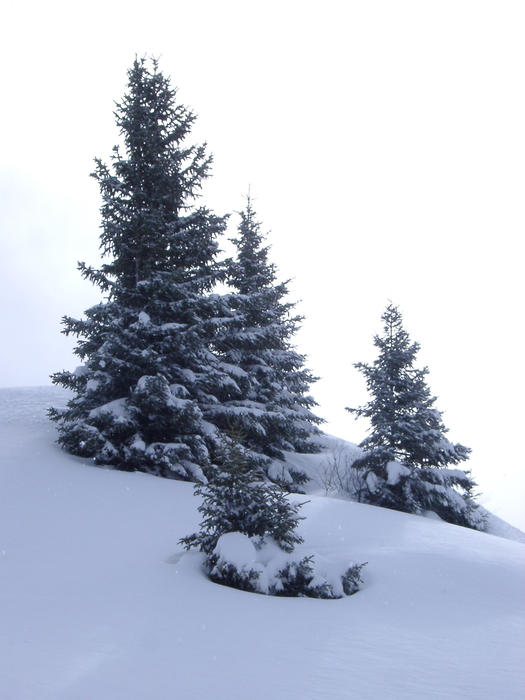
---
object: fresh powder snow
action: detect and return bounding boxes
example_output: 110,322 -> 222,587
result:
1,386 -> 524,699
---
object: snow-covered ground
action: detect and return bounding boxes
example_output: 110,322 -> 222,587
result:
1,386 -> 524,699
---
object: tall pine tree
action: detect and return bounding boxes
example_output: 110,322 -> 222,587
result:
50,58 -> 238,480
347,304 -> 484,529
209,197 -> 322,483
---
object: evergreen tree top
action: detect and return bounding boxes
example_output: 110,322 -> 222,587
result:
112,56 -> 211,204
228,195 -> 279,294
348,303 -> 470,469
356,304 -> 429,392
366,303 -> 419,369
87,56 -> 224,295
376,303 -> 413,349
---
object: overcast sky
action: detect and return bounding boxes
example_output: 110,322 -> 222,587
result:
1,0 -> 524,528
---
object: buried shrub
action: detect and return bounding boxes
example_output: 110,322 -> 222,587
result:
270,554 -> 365,599
204,532 -> 365,599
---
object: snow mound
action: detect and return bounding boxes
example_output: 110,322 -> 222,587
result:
214,532 -> 259,568
209,534 -> 364,598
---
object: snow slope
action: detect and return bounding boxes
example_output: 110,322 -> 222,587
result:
1,387 -> 524,700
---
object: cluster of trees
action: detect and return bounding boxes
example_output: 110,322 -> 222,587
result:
50,57 -> 321,489
51,56 -> 483,596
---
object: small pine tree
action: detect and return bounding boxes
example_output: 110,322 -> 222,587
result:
180,427 -> 305,556
180,429 -> 365,597
347,304 -> 484,529
209,196 -> 322,483
49,57 -> 236,479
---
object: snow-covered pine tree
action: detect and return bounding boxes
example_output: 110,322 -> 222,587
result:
209,197 -> 322,484
180,427 -> 305,556
180,428 -> 365,598
49,57 -> 238,480
347,303 -> 484,529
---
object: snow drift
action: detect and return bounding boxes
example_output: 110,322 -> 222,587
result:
1,387 -> 524,699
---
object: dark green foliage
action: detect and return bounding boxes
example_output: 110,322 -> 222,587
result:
205,549 -> 365,599
208,557 -> 261,592
348,304 -> 470,468
271,556 -> 321,596
270,557 -> 365,598
180,430 -> 305,555
50,59 -> 322,483
181,431 -> 366,598
270,556 -> 329,598
348,304 -> 484,529
210,197 -> 322,483
50,58 -> 239,479
396,465 -> 482,528
341,563 -> 367,596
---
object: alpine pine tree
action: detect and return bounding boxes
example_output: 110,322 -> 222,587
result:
347,304 -> 484,529
180,427 -> 305,556
50,57 -> 236,480
210,197 -> 322,483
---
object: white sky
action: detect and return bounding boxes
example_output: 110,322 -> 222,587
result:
1,0 -> 524,529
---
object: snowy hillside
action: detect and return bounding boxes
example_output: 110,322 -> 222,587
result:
1,387 -> 524,700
